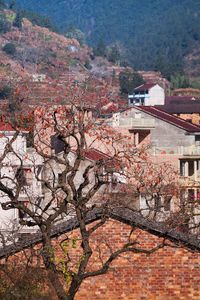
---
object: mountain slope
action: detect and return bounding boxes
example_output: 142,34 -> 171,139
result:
14,0 -> 200,75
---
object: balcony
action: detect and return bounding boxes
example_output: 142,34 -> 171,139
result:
151,146 -> 200,157
182,146 -> 200,156
118,118 -> 155,129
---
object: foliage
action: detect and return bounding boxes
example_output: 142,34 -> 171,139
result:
2,43 -> 16,56
14,0 -> 200,74
17,9 -> 58,32
107,44 -> 121,64
0,0 -> 5,9
0,81 -> 182,299
65,26 -> 85,45
119,70 -> 145,95
0,85 -> 12,99
170,74 -> 191,89
93,39 -> 107,57
0,266 -> 51,300
13,10 -> 23,28
189,77 -> 200,89
0,14 -> 11,33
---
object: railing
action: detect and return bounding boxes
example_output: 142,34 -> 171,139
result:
151,146 -> 200,156
182,146 -> 200,156
118,118 -> 155,128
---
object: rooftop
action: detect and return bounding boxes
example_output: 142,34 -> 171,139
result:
84,148 -> 110,161
133,106 -> 200,133
134,83 -> 158,92
160,96 -> 200,114
0,207 -> 199,259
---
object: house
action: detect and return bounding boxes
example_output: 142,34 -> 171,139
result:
0,123 -> 43,241
128,83 -> 165,106
110,106 -> 200,212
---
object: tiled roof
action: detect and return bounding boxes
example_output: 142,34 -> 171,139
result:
157,103 -> 200,114
84,149 -> 110,161
165,96 -> 196,104
0,207 -> 200,259
160,96 -> 200,114
135,106 -> 200,132
0,123 -> 15,131
134,83 -> 157,92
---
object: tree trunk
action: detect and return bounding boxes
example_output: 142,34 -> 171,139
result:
42,232 -> 68,300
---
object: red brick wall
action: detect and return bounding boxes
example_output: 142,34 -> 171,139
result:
2,219 -> 200,300
75,220 -> 200,300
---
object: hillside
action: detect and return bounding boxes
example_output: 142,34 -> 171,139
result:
14,0 -> 200,76
0,10 -> 130,109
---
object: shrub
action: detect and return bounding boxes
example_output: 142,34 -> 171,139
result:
0,85 -> 12,99
0,15 -> 11,33
2,43 -> 16,56
119,70 -> 145,95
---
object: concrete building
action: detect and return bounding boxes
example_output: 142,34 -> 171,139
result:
0,123 -> 43,240
110,106 -> 200,212
128,83 -> 165,106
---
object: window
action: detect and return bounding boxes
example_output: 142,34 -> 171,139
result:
51,134 -> 65,154
180,160 -> 185,177
153,194 -> 161,211
16,168 -> 32,186
58,173 -> 66,185
18,201 -> 29,220
164,195 -> 172,211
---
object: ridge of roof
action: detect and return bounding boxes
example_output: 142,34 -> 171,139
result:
134,106 -> 200,132
134,83 -> 158,92
0,207 -> 199,259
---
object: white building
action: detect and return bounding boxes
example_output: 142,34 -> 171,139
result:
0,124 -> 43,241
128,83 -> 165,106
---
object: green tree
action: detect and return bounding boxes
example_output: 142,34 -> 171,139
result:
0,85 -> 12,99
119,70 -> 145,95
65,26 -> 85,45
93,39 -> 107,57
170,73 -> 191,89
9,0 -> 16,10
107,44 -> 120,64
0,0 -> 5,9
0,15 -> 11,33
2,43 -> 16,56
13,11 -> 23,29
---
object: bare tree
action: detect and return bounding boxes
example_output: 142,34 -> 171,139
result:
0,85 -> 194,300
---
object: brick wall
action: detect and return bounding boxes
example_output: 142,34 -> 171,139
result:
75,220 -> 200,300
2,219 -> 200,300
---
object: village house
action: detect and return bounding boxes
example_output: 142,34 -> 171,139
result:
0,123 -> 43,241
128,83 -> 165,106
110,106 -> 200,212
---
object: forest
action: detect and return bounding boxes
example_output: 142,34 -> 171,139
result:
11,0 -> 200,76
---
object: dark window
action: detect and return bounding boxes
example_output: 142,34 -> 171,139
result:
154,194 -> 161,211
18,201 -> 29,220
188,189 -> 195,202
16,168 -> 32,187
164,195 -> 172,211
58,173 -> 66,185
140,98 -> 145,105
51,134 -> 65,154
